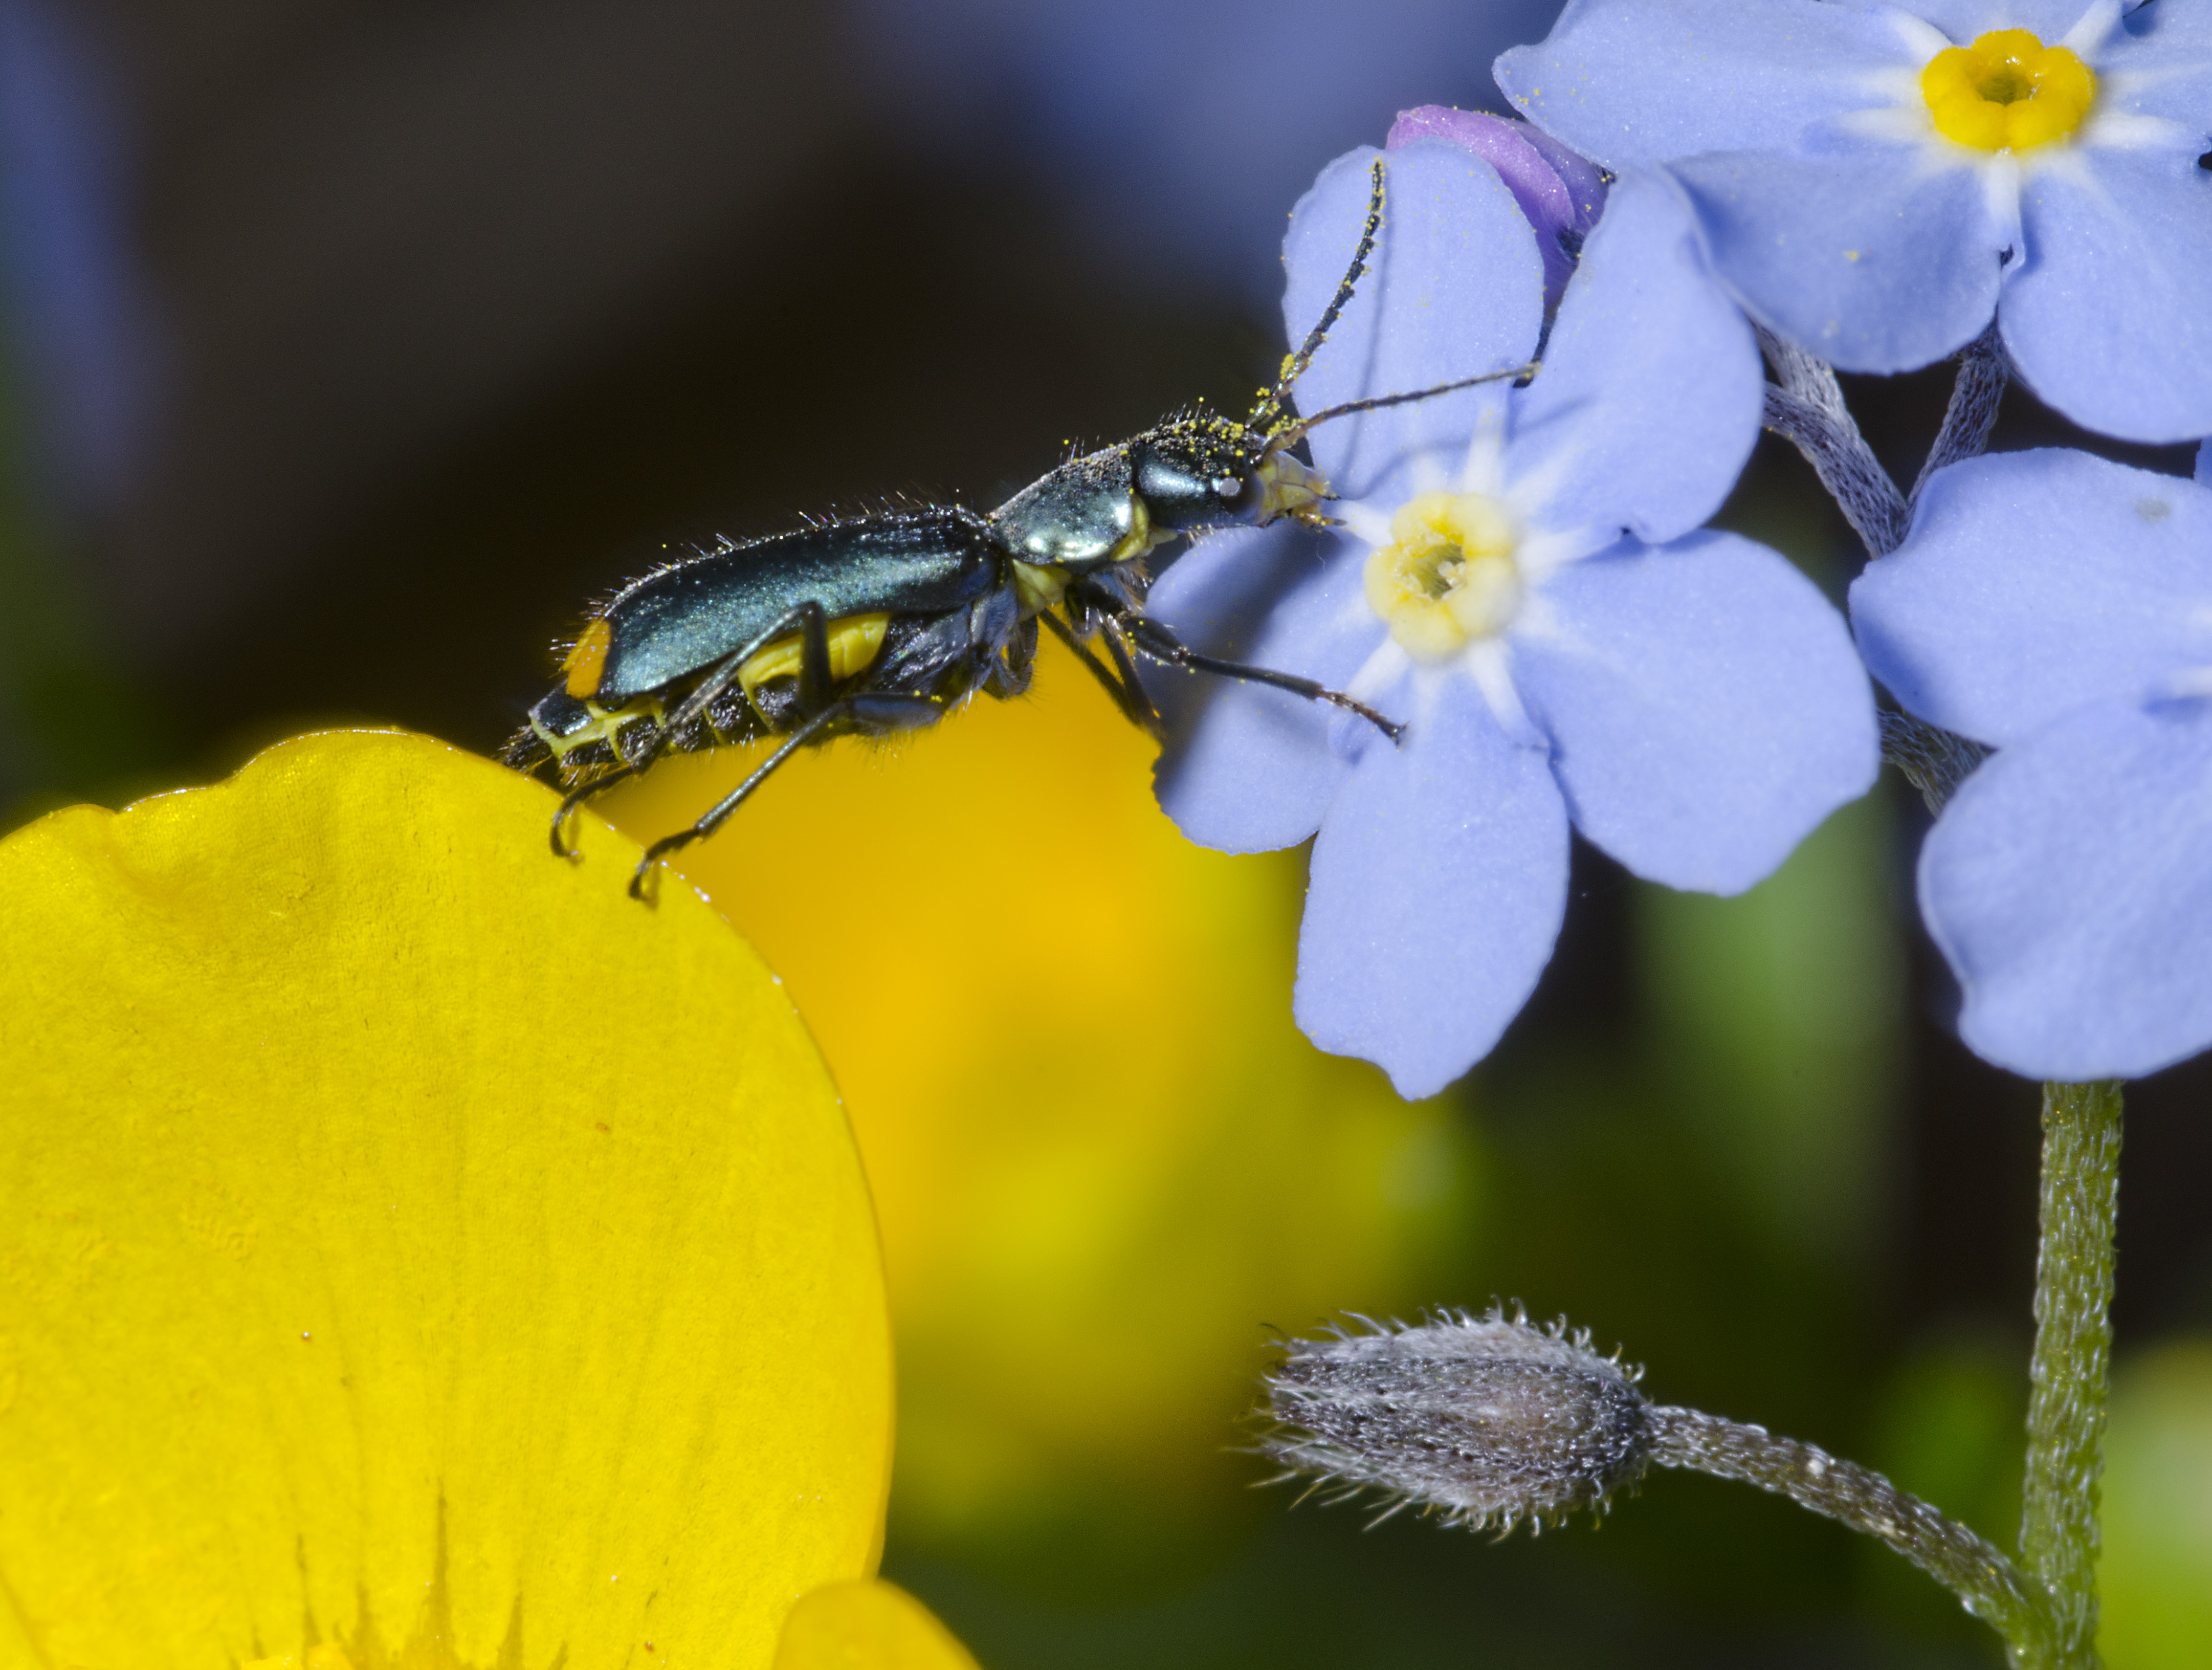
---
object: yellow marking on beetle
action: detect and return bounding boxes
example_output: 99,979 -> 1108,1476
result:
533,692 -> 665,764
1012,560 -> 1072,616
1104,491 -> 1170,567
561,617 -> 614,698
738,612 -> 892,713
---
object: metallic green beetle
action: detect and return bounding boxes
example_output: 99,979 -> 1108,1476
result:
505,162 -> 1532,897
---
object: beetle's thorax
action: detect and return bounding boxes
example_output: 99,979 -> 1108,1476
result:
989,412 -> 1336,605
992,444 -> 1167,579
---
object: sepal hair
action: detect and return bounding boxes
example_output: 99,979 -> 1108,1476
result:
1258,1307 -> 1653,1533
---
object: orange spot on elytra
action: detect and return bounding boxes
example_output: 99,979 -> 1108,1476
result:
563,618 -> 613,698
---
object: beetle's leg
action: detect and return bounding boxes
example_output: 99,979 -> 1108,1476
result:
628,690 -> 945,900
984,616 -> 1038,700
631,601 -> 834,778
1096,616 -> 1163,735
630,705 -> 848,898
793,600 -> 835,712
550,764 -> 636,859
1120,612 -> 1404,744
1038,609 -> 1156,732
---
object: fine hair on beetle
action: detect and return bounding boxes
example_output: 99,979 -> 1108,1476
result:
503,157 -> 1540,898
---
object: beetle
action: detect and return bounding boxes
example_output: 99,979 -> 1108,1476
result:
503,160 -> 1534,898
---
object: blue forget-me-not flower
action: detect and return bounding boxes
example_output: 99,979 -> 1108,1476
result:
1149,134 -> 1878,1098
1497,0 -> 2212,444
1852,448 -> 2212,1081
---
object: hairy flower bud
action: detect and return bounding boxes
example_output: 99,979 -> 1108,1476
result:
1257,1305 -> 2055,1654
1258,1309 -> 1652,1531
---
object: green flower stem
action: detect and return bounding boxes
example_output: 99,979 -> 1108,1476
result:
2020,1079 -> 2123,1669
1648,1406 -> 2055,1659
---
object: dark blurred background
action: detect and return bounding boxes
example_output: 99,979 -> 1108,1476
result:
2,2 -> 2206,1665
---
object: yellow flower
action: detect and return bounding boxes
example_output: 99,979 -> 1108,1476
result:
0,730 -> 970,1669
600,655 -> 1481,1539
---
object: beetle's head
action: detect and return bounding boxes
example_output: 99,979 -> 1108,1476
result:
1132,413 -> 1336,533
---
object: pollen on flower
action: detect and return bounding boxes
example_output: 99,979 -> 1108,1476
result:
1363,491 -> 1523,662
1921,29 -> 2095,152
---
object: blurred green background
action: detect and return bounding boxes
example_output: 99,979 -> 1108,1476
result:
2,3 -> 2207,1665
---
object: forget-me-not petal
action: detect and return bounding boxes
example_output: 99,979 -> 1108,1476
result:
1665,148 -> 2003,375
1295,682 -> 1570,1098
2006,150 -> 2212,444
1496,0 -> 2212,438
2099,0 -> 2212,127
1493,0 -> 1911,163
1506,170 -> 1764,544
1286,141 -> 1544,497
1150,525 -> 1361,852
1514,531 -> 1878,894
1851,449 -> 2212,746
1905,0 -> 2102,40
1921,698 -> 2212,1081
1854,447 -> 2212,1078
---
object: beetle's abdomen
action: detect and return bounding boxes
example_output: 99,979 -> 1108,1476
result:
737,612 -> 892,709
579,509 -> 1005,704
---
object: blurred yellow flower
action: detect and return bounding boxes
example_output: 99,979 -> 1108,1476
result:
601,656 -> 1483,1541
0,731 -> 967,1669
775,1580 -> 981,1670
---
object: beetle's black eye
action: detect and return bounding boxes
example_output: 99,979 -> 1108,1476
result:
1213,476 -> 1242,500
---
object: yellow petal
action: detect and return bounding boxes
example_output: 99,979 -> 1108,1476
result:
0,730 -> 891,1669
773,1581 -> 981,1670
601,654 -> 1480,1533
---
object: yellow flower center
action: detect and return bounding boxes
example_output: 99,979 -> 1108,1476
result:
1921,29 -> 2096,151
1363,491 -> 1523,661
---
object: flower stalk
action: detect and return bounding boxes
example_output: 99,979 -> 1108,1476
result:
1756,324 -> 1910,558
2020,1079 -> 2123,1669
1910,323 -> 2009,508
1648,1406 -> 2055,1662
1259,1311 -> 2060,1665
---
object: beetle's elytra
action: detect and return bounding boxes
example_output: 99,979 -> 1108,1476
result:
504,161 -> 1535,898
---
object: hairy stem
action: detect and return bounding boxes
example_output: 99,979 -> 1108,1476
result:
1911,323 -> 2008,508
1757,326 -> 1910,558
2021,1080 -> 2123,1668
1879,709 -> 1988,816
1649,1405 -> 2056,1663
1759,329 -> 2009,811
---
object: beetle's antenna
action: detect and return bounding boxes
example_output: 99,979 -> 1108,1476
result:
1270,362 -> 1540,451
1249,158 -> 1386,435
